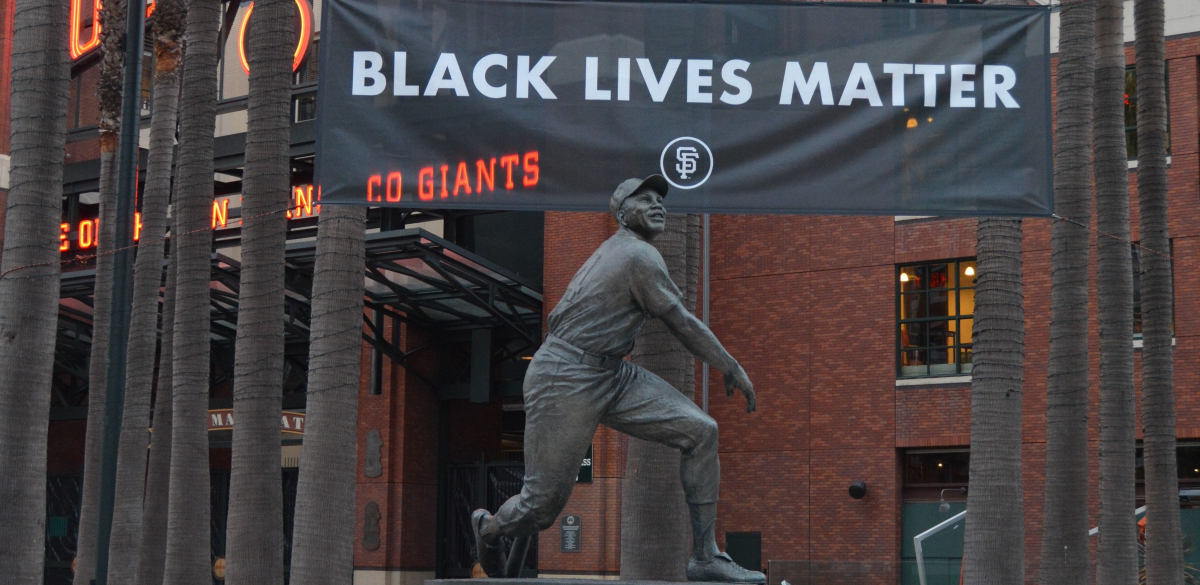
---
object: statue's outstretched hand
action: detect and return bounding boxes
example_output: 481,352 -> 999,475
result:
723,365 -> 756,413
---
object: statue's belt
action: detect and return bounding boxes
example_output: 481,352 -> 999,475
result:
543,334 -> 624,372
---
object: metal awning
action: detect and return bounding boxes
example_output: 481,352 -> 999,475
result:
53,227 -> 543,408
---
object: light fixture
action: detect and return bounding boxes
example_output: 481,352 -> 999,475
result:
964,266 -> 975,276
906,118 -> 918,129
937,462 -> 943,467
849,480 -> 867,499
938,487 -> 967,513
900,272 -> 909,282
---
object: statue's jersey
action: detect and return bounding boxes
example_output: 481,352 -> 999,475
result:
547,229 -> 682,357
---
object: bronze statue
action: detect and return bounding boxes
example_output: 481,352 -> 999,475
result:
473,175 -> 763,583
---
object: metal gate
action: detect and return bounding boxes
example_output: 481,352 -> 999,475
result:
441,463 -> 536,578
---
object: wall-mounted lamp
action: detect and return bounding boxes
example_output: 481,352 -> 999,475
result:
938,487 -> 967,513
849,481 -> 867,500
964,266 -> 975,277
900,272 -> 909,283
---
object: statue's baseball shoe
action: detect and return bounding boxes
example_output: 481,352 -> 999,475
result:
472,509 -> 506,578
687,552 -> 767,583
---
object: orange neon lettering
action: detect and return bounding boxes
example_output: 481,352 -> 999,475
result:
314,185 -> 321,214
440,165 -> 449,199
419,167 -> 434,201
453,162 -> 472,196
146,0 -> 155,17
386,172 -> 402,203
294,185 -> 314,216
79,220 -> 95,249
212,199 -> 229,229
134,212 -> 142,241
367,174 -> 382,203
237,0 -> 313,74
70,0 -> 101,60
60,224 -> 70,252
476,158 -> 496,193
499,155 -> 519,190
523,151 -> 539,187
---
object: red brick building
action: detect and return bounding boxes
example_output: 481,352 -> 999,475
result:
13,0 -> 1200,584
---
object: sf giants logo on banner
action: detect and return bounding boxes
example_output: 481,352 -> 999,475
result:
70,0 -> 311,67
660,137 -> 712,190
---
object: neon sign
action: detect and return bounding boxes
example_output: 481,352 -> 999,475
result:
69,0 -> 157,60
61,185 -> 319,254
366,151 -> 540,203
237,0 -> 313,74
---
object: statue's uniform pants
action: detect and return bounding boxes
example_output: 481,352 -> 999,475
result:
486,334 -> 720,539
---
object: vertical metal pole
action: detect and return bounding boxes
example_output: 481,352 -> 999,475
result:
701,213 -> 710,413
93,0 -> 147,582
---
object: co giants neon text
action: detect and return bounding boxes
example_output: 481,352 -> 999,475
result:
366,151 -> 540,203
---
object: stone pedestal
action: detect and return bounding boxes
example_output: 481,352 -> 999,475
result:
427,580 -> 736,585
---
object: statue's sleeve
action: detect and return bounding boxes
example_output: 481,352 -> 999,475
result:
629,247 -> 683,317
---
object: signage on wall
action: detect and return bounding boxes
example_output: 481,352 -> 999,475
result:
560,514 -> 582,553
576,444 -> 593,483
69,0 -> 311,69
314,0 -> 1052,217
205,409 -> 306,434
69,0 -> 157,60
59,185 -> 319,255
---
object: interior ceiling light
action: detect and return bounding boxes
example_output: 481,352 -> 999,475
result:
964,266 -> 975,276
900,272 -> 909,282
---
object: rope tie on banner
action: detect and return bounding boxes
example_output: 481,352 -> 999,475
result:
1050,213 -> 1198,272
0,206 -> 294,281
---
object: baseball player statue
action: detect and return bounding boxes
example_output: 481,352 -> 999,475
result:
472,175 -> 763,583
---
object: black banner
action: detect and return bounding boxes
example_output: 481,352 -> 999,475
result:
314,0 -> 1052,217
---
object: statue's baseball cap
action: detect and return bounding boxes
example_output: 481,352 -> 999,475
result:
610,174 -> 669,217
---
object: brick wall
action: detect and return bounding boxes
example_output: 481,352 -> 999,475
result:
355,318 -> 440,572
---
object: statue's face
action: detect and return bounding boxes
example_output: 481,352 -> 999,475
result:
618,188 -> 666,239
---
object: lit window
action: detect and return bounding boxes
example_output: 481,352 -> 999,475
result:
897,259 -> 975,378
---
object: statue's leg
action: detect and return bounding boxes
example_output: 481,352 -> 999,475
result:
599,366 -> 720,554
602,366 -> 764,583
480,351 -> 611,539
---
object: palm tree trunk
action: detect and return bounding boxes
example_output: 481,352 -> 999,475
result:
75,0 -> 127,577
224,0 -> 294,582
160,0 -> 220,579
1134,0 -> 1182,582
1094,1 -> 1139,583
288,204 -> 366,585
136,212 -> 178,585
1040,1 -> 1093,584
961,218 -> 1024,585
620,213 -> 700,581
0,0 -> 70,580
104,6 -> 184,581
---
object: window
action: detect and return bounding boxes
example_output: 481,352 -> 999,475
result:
1125,66 -> 1170,160
897,259 -> 976,378
1132,241 -> 1175,339
903,449 -> 969,487
1135,442 -> 1200,485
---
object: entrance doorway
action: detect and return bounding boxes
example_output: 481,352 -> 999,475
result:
441,462 -> 537,578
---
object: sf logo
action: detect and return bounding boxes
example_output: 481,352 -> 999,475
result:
660,137 -> 712,190
676,146 -> 700,179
